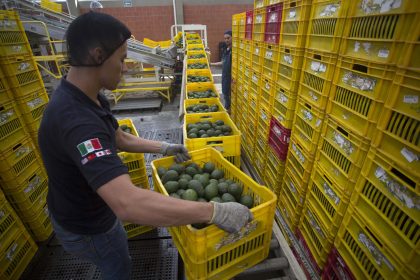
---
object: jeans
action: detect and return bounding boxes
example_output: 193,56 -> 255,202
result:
50,215 -> 131,280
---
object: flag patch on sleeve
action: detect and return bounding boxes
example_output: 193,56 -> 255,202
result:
81,149 -> 112,165
77,138 -> 103,156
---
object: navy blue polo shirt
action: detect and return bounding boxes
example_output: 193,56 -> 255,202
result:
38,77 -> 128,234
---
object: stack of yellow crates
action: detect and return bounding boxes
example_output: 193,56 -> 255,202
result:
183,32 -> 241,167
0,189 -> 38,280
0,10 -> 52,243
233,0 -> 419,278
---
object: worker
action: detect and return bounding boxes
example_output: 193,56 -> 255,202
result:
211,30 -> 232,113
38,12 -> 252,280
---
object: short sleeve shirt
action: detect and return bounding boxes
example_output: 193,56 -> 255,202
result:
38,77 -> 128,234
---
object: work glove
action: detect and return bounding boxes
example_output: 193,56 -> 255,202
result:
210,202 -> 253,233
160,142 -> 191,163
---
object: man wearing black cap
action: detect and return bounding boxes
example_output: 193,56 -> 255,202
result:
211,30 -> 232,112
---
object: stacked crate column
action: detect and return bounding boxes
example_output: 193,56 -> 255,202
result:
279,0 -> 312,48
264,3 -> 283,44
252,8 -> 266,42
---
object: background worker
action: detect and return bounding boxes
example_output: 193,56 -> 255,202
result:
211,30 -> 233,112
38,12 -> 252,280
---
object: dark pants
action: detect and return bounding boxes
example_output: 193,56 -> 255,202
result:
51,216 -> 132,280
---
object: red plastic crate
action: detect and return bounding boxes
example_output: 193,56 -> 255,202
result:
264,3 -> 283,44
245,10 -> 254,40
268,134 -> 289,161
295,228 -> 323,275
269,117 -> 291,144
322,248 -> 355,280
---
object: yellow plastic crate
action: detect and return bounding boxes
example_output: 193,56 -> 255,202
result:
253,8 -> 266,42
277,173 -> 304,232
186,58 -> 209,70
0,192 -> 22,241
187,50 -> 207,60
298,203 -> 334,270
238,13 -> 247,39
260,77 -> 274,106
3,166 -> 48,219
292,98 -> 325,155
276,46 -> 304,93
398,32 -> 420,71
0,100 -> 27,154
0,55 -> 44,95
272,83 -> 297,130
186,83 -> 220,100
351,148 -> 419,274
186,69 -> 213,84
24,202 -> 52,242
16,89 -> 49,129
0,68 -> 13,104
184,98 -> 225,115
280,0 -> 312,48
287,135 -> 314,183
151,147 -> 277,280
299,49 -> 337,110
0,226 -> 38,280
0,11 -> 33,58
335,206 -> 416,280
251,41 -> 264,71
186,33 -> 200,40
262,43 -> 278,81
327,57 -> 396,139
306,164 -> 351,235
340,0 -> 420,64
0,137 -> 41,182
306,0 -> 349,53
183,112 -> 241,158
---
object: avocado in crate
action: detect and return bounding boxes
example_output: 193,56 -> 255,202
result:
188,53 -> 206,59
187,63 -> 208,69
187,75 -> 211,83
186,119 -> 232,139
186,103 -> 219,113
157,160 -> 253,229
188,89 -> 217,99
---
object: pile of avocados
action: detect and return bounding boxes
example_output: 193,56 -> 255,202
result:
158,161 -> 253,229
187,63 -> 207,69
188,54 -> 206,59
186,103 -> 219,113
187,89 -> 217,99
187,75 -> 211,83
186,120 -> 232,138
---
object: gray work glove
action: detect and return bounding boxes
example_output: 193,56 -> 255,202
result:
210,202 -> 253,233
160,142 -> 191,163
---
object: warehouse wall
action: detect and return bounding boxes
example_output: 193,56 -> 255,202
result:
78,0 -> 253,62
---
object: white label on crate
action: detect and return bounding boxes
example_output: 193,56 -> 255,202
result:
354,41 -> 361,52
255,47 -> 260,55
375,167 -> 420,210
18,62 -> 30,71
403,95 -> 419,104
266,50 -> 273,59
320,4 -> 339,17
25,175 -> 41,194
0,210 -> 4,219
323,182 -> 340,205
277,115 -> 285,122
288,8 -> 297,19
262,112 -> 267,120
307,210 -> 325,238
247,17 -> 252,24
378,49 -> 389,58
342,72 -> 377,91
0,109 -> 14,124
15,145 -> 31,158
361,0 -> 402,14
274,126 -> 281,136
252,75 -> 258,82
6,243 -> 18,261
342,113 -> 349,120
289,181 -> 297,193
309,91 -> 319,102
257,15 -> 263,24
283,54 -> 293,65
363,42 -> 372,53
269,13 -> 278,23
293,144 -> 305,163
27,97 -> 44,109
333,132 -> 354,155
401,147 -> 418,163
315,119 -> 322,127
278,93 -> 288,103
310,61 -> 327,73
265,82 -> 270,90
215,220 -> 258,251
12,45 -> 22,52
302,109 -> 313,121
358,233 -> 394,271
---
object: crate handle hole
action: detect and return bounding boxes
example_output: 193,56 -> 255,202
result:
336,126 -> 349,137
390,167 -> 416,189
12,143 -> 23,151
352,64 -> 368,73
304,103 -> 312,110
290,2 -> 296,8
0,106 -> 4,111
29,174 -> 37,182
313,54 -> 321,60
322,173 -> 333,186
364,225 -> 383,248
285,48 -> 290,54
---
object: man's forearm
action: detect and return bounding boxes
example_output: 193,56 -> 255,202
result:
118,130 -> 163,153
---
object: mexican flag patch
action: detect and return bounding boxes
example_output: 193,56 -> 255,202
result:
77,138 -> 103,156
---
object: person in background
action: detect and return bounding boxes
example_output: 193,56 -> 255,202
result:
38,12 -> 252,280
211,30 -> 232,112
